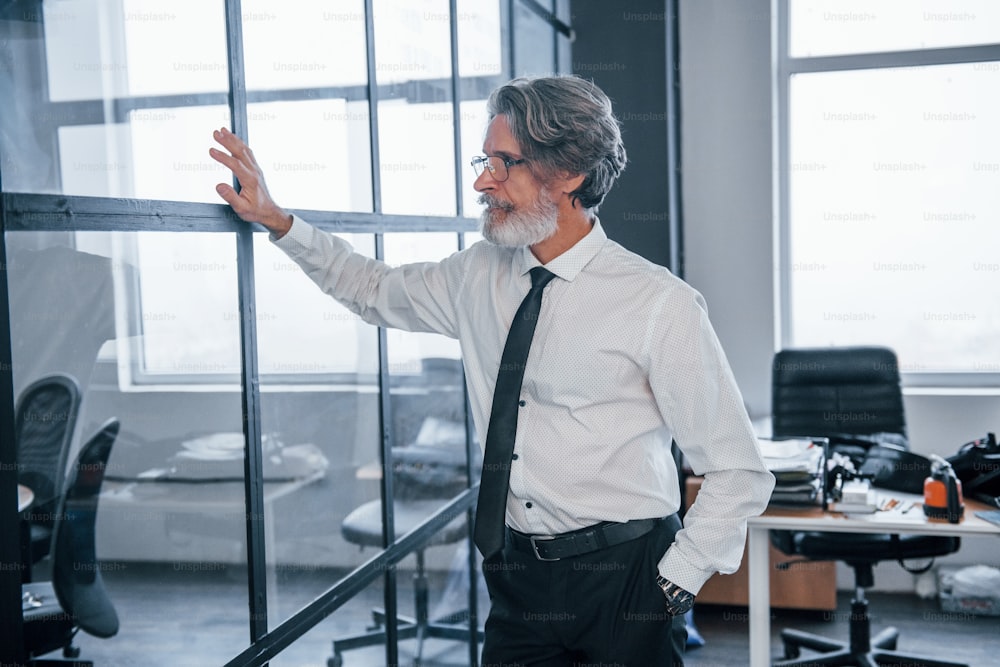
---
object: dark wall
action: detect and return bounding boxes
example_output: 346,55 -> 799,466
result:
570,0 -> 679,272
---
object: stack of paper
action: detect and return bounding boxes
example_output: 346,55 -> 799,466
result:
759,437 -> 825,506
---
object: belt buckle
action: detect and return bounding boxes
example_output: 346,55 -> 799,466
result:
529,534 -> 560,561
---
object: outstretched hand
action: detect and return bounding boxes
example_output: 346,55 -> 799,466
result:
210,127 -> 292,237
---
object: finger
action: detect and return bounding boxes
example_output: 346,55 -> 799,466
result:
215,183 -> 240,207
216,185 -> 258,222
209,146 -> 259,189
213,127 -> 253,162
209,146 -> 242,172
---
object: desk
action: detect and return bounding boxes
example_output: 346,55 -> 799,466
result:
100,470 -> 324,562
747,492 -> 1000,667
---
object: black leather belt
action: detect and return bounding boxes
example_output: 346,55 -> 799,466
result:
507,518 -> 662,561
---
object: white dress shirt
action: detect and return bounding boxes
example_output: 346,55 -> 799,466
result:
274,215 -> 774,594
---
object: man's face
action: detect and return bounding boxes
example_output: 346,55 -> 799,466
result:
474,115 -> 559,248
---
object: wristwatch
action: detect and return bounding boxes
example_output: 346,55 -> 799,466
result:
656,575 -> 695,616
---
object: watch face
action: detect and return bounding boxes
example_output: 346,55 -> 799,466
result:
656,576 -> 693,614
668,596 -> 694,615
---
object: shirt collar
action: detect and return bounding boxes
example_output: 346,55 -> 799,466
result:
515,218 -> 607,282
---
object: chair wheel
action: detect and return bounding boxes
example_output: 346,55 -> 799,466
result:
327,653 -> 343,667
64,645 -> 81,658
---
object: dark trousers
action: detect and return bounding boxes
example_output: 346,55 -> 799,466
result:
481,516 -> 686,667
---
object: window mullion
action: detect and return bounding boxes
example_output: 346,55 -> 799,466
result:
223,0 -> 270,643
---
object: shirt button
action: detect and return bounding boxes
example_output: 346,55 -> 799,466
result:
525,502 -> 533,509
518,400 -> 526,407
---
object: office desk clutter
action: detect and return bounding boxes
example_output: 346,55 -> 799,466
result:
172,432 -> 329,481
758,437 -> 826,506
947,431 -> 1000,507
105,431 -> 330,485
923,455 -> 965,523
831,479 -> 878,514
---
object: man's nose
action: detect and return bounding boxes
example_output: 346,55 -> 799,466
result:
473,167 -> 497,192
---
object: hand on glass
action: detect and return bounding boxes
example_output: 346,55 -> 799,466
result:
210,127 -> 292,237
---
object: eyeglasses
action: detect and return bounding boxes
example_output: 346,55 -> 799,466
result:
470,155 -> 527,182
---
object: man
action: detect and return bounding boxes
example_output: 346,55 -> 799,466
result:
211,75 -> 774,667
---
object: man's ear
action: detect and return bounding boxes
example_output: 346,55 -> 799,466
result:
549,172 -> 586,199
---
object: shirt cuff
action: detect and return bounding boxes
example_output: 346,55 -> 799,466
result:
658,546 -> 715,596
271,213 -> 313,250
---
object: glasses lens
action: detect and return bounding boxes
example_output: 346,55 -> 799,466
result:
489,157 -> 508,181
471,156 -> 510,181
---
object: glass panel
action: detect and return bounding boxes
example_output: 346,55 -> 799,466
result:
374,0 -> 457,216
5,230 -> 251,664
457,0 -> 504,218
242,0 -> 367,92
269,581 -> 390,666
383,232 -> 469,505
787,64 -> 1000,373
268,576 -> 473,667
459,100 -> 492,222
254,233 -> 379,380
457,0 -> 503,82
514,1 -> 555,78
382,233 -> 462,363
381,231 -> 481,663
243,99 -> 374,213
255,233 -> 389,630
56,105 -> 232,202
790,0 -> 1000,57
121,233 -> 240,384
44,0 -> 228,101
0,1 -> 231,199
116,232 -> 382,387
242,0 -> 374,212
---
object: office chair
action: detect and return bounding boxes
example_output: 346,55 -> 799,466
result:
331,419 -> 483,667
17,373 -> 82,570
770,347 -> 964,667
22,418 -> 120,666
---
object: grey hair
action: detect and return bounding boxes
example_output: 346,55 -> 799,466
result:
486,75 -> 627,212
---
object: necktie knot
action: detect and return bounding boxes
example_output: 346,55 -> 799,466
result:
529,266 -> 556,290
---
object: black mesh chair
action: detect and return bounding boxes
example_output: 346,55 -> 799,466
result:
16,373 -> 82,570
22,418 -> 120,666
770,347 -> 965,667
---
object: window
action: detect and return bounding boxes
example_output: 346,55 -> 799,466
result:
1,2 -> 573,665
778,0 -> 1000,385
30,0 -> 506,388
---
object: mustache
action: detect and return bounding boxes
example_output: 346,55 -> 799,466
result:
478,194 -> 514,212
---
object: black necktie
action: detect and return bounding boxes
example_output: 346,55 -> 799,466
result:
474,266 -> 556,558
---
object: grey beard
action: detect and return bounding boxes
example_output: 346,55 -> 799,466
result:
478,193 -> 559,247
